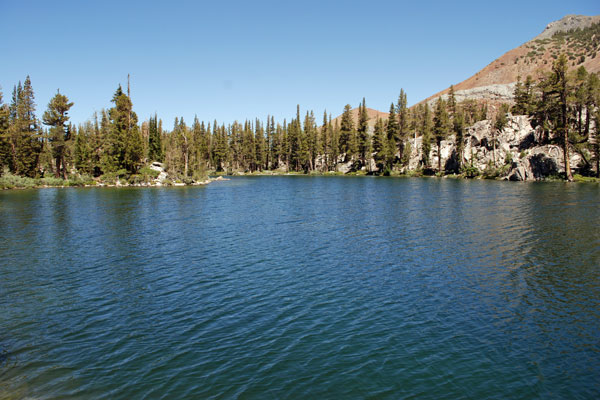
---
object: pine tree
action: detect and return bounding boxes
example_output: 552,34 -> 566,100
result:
553,55 -> 573,181
386,103 -> 398,168
512,76 -> 535,115
447,85 -> 457,116
10,77 -> 42,177
42,90 -> 74,179
74,122 -> 92,174
453,110 -> 465,172
148,113 -> 163,162
304,111 -> 317,171
255,119 -> 265,171
584,73 -> 599,139
397,89 -> 409,164
421,103 -> 432,168
372,117 -> 386,169
99,110 -> 115,173
339,104 -> 354,160
0,88 -> 10,173
433,98 -> 450,173
319,111 -> 329,171
107,85 -> 143,174
331,118 -> 340,168
357,98 -> 370,166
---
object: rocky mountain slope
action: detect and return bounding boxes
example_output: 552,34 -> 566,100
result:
402,115 -> 587,181
424,14 -> 600,106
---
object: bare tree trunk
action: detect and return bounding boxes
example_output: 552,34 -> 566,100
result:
61,154 -> 68,180
437,140 -> 442,173
54,154 -> 61,178
564,127 -> 572,181
596,142 -> 599,178
183,134 -> 189,177
492,130 -> 497,167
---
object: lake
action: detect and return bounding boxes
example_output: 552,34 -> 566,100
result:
1,176 -> 599,399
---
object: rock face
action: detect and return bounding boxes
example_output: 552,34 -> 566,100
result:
421,14 -> 600,107
428,83 -> 517,108
536,15 -> 600,40
150,162 -> 168,185
402,115 -> 584,180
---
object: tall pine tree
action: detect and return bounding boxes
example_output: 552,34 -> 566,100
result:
43,90 -> 74,179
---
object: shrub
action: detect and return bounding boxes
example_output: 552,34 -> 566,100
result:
462,165 -> 479,178
39,176 -> 65,187
139,166 -> 160,179
0,172 -> 37,189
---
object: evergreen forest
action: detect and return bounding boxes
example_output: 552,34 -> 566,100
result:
1,54 -> 599,187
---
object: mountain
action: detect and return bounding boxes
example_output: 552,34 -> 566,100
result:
422,14 -> 600,107
330,107 -> 389,129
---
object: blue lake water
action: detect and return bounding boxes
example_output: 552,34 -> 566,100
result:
1,176 -> 599,399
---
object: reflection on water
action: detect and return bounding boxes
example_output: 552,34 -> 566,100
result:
0,178 -> 599,398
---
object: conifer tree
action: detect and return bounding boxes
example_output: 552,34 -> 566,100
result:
433,98 -> 450,173
448,85 -> 457,116
421,103 -> 432,168
265,116 -> 273,169
584,73 -> 599,139
553,54 -> 573,181
397,89 -> 409,163
331,118 -> 340,168
304,111 -> 317,171
254,119 -> 265,171
43,90 -> 74,178
148,113 -> 163,162
10,77 -> 42,177
339,104 -> 354,160
107,85 -> 143,173
386,103 -> 398,168
0,89 -> 10,173
372,117 -> 386,169
319,111 -> 329,171
512,76 -> 535,115
74,122 -> 92,174
357,98 -> 370,166
453,110 -> 465,172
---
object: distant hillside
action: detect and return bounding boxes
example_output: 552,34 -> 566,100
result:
329,107 -> 389,129
422,14 -> 600,107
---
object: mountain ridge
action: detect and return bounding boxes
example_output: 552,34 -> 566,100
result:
420,14 -> 600,107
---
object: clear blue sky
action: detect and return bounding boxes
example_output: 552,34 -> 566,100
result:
1,0 -> 598,129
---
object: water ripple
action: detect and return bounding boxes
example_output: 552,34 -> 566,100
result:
0,179 -> 599,398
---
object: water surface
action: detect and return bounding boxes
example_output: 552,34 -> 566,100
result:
1,177 -> 599,399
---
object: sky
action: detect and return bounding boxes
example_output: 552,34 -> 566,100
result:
1,0 -> 599,130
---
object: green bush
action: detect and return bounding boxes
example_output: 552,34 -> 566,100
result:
100,169 -> 128,184
126,174 -> 145,185
39,176 -> 65,187
139,166 -> 160,179
462,165 -> 480,178
0,172 -> 37,189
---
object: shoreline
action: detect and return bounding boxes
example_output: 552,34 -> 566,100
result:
2,172 -> 598,190
216,170 -> 600,183
0,176 -> 228,191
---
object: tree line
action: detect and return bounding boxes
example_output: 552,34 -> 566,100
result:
512,54 -> 600,180
1,54 -> 598,183
0,79 -> 489,182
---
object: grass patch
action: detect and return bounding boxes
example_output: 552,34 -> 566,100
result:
573,174 -> 600,183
